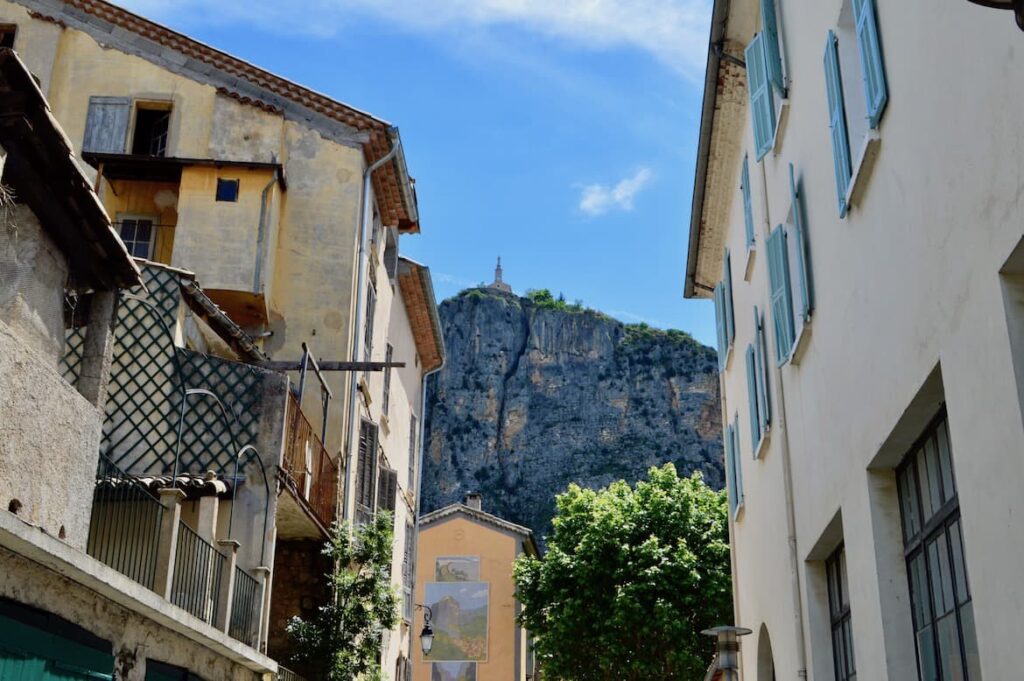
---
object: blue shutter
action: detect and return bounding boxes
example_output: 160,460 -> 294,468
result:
725,423 -> 737,514
746,344 -> 761,452
824,31 -> 852,218
767,226 -> 795,364
755,307 -> 771,433
760,0 -> 785,95
714,283 -> 727,372
789,164 -> 813,324
746,33 -> 776,161
733,415 -> 744,504
742,155 -> 755,249
853,0 -> 888,128
723,250 -> 735,346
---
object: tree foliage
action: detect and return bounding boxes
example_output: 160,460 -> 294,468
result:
513,464 -> 732,680
287,513 -> 400,681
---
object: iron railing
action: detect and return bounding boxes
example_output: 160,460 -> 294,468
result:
283,392 -> 338,527
171,522 -> 225,625
229,565 -> 261,645
87,454 -> 165,589
277,667 -> 307,681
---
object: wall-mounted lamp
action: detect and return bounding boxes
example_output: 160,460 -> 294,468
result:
415,604 -> 434,656
965,0 -> 1024,30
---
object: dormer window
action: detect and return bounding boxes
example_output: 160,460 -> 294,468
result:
131,104 -> 170,157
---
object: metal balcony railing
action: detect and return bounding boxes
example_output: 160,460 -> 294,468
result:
87,454 -> 165,590
171,522 -> 226,625
229,565 -> 261,645
282,392 -> 338,528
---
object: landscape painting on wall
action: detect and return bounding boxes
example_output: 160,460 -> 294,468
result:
431,662 -> 476,681
425,582 -> 488,661
436,556 -> 480,582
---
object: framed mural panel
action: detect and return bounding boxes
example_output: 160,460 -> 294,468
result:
431,661 -> 476,681
435,556 -> 480,582
424,581 -> 489,661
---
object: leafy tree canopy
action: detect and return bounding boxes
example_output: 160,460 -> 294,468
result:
513,464 -> 732,680
287,513 -> 399,680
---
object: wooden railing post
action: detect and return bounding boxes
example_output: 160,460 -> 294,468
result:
215,540 -> 240,633
153,488 -> 185,599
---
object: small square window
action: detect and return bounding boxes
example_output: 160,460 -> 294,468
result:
0,25 -> 16,49
216,179 -> 239,202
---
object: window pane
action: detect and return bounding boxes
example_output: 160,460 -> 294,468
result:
927,538 -> 954,616
936,612 -> 964,681
120,220 -> 137,242
916,448 -> 936,522
843,618 -> 856,674
936,420 -> 956,501
828,559 -> 840,618
917,626 -> 939,681
949,520 -> 970,605
839,550 -> 850,610
910,553 -> 932,628
136,221 -> 152,241
919,444 -> 943,522
833,627 -> 847,680
959,603 -> 981,681
899,467 -> 921,539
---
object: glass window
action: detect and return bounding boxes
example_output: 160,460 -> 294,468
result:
118,218 -> 155,259
827,545 -> 856,681
215,178 -> 239,202
896,410 -> 981,681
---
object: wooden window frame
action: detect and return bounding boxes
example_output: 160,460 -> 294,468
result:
115,214 -> 159,260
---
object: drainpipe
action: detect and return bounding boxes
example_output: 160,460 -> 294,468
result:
253,166 -> 280,294
342,128 -> 403,522
758,161 -> 809,680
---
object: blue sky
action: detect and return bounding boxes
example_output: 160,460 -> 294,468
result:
120,0 -> 716,346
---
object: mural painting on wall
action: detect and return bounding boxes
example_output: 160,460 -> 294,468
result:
431,661 -> 477,681
425,581 -> 489,661
436,556 -> 480,582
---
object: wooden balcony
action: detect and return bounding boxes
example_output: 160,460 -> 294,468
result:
278,393 -> 339,538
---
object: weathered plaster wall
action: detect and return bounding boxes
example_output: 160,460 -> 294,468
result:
0,320 -> 101,551
0,0 -> 62,94
0,547 -> 260,680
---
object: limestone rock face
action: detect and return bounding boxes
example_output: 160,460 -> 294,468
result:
421,289 -> 724,543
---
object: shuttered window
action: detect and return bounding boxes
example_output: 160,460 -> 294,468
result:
355,420 -> 379,518
742,155 -> 755,250
726,417 -> 744,516
382,344 -> 394,416
789,164 -> 814,324
402,521 -> 415,621
853,0 -> 888,128
745,33 -> 776,161
723,250 -> 735,347
754,306 -> 772,437
82,96 -> 130,153
364,284 -> 376,362
377,467 -> 399,513
767,226 -> 795,364
760,0 -> 785,96
714,283 -> 728,372
824,30 -> 853,218
746,344 -> 761,451
408,414 -> 418,489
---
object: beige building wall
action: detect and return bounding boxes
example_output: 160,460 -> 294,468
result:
691,2 -> 1024,680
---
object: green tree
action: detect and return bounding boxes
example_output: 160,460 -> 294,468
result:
513,464 -> 732,680
287,513 -> 399,680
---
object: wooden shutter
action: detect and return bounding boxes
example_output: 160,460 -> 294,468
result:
742,155 -> 755,250
725,422 -> 738,514
760,0 -> 785,95
723,250 -> 735,347
824,30 -> 853,218
383,344 -> 394,415
377,467 -> 398,513
408,414 -> 418,489
714,283 -> 727,372
356,420 -> 379,510
745,32 -> 776,161
754,307 -> 772,434
82,96 -> 130,153
789,164 -> 813,324
363,284 -> 376,361
767,226 -> 795,364
853,0 -> 888,128
733,416 -> 744,504
746,344 -> 761,453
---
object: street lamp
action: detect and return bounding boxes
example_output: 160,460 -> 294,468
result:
415,604 -> 434,656
965,0 -> 1024,30
701,626 -> 752,681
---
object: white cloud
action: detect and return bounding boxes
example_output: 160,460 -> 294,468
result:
117,0 -> 712,76
578,167 -> 653,217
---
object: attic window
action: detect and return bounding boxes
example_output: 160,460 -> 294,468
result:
0,25 -> 16,49
216,179 -> 240,202
131,104 -> 170,157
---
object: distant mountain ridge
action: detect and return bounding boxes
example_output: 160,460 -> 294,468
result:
421,287 -> 724,543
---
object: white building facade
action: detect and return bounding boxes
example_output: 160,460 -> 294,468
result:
685,2 -> 1024,680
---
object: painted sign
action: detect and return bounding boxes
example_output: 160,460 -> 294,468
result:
431,661 -> 476,681
435,556 -> 480,582
425,582 -> 489,661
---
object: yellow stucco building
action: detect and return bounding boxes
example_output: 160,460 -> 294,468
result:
414,494 -> 539,681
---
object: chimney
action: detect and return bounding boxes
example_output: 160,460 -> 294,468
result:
464,493 -> 482,511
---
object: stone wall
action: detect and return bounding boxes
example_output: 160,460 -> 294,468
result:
267,539 -> 331,676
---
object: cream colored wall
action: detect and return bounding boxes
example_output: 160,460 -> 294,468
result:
708,2 -> 1024,680
0,0 -> 62,94
414,516 -> 524,681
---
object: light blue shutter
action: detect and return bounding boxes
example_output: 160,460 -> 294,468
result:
824,31 -> 852,218
755,307 -> 771,433
725,423 -> 738,514
742,155 -> 755,249
789,164 -> 813,323
714,283 -> 727,372
767,226 -> 795,364
733,415 -> 744,504
746,344 -> 760,451
82,96 -> 131,153
760,0 -> 785,95
723,250 -> 735,346
746,33 -> 776,161
853,0 -> 888,128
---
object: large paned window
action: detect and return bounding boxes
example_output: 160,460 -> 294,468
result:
827,545 -> 856,681
714,250 -> 736,372
746,0 -> 786,160
896,411 -> 981,681
725,416 -> 743,516
767,164 -> 814,365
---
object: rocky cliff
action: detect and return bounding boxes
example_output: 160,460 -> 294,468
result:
421,288 -> 724,543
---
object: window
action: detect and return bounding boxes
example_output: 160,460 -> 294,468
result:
364,283 -> 376,362
746,0 -> 786,160
83,96 -> 131,153
377,466 -> 399,513
215,178 -> 239,202
824,0 -> 888,217
355,420 -> 379,524
0,24 -> 16,48
742,155 -> 755,250
714,250 -> 736,371
746,306 -> 772,456
147,660 -> 205,681
408,414 -> 418,489
402,520 -> 415,621
725,416 -> 744,516
383,344 -> 394,416
131,105 -> 170,157
384,228 -> 399,282
117,217 -> 156,259
896,411 -> 981,681
767,164 -> 813,365
827,545 -> 856,681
